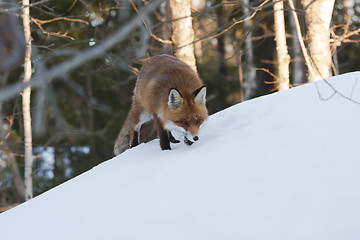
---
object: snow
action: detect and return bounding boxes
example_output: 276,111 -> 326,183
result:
1,72 -> 360,240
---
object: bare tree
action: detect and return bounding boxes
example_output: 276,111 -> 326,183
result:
0,110 -> 26,202
289,0 -> 304,85
191,0 -> 206,62
242,0 -> 257,100
301,0 -> 335,82
22,0 -> 33,200
161,0 -> 173,51
288,0 -> 316,80
169,0 -> 197,72
273,0 -> 290,90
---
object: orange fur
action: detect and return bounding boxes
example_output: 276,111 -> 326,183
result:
114,54 -> 208,154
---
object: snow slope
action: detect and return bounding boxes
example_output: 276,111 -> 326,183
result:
1,72 -> 360,240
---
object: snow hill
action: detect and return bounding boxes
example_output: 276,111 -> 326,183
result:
1,72 -> 360,240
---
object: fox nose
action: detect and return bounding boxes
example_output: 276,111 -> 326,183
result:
193,136 -> 199,141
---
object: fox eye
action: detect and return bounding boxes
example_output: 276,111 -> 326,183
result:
180,120 -> 189,126
196,119 -> 202,124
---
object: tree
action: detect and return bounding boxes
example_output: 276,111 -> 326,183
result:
215,0 -> 227,75
301,0 -> 335,82
169,0 -> 197,72
22,0 -> 33,200
288,0 -> 304,85
242,0 -> 257,100
273,0 -> 290,90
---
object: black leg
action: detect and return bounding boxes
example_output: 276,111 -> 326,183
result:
154,116 -> 171,150
159,128 -> 171,150
131,131 -> 139,148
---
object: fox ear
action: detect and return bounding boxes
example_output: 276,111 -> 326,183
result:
193,86 -> 206,105
168,88 -> 183,110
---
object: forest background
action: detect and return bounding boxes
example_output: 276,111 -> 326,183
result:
0,0 -> 359,211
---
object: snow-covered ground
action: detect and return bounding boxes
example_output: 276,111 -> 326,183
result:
1,72 -> 360,240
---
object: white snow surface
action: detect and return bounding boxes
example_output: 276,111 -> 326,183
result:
1,72 -> 360,240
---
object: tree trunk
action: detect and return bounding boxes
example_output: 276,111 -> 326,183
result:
273,0 -> 290,91
0,104 -> 26,201
53,147 -> 65,186
161,0 -> 173,51
301,0 -> 335,82
8,154 -> 26,201
289,0 -> 304,85
191,0 -> 205,63
169,0 -> 197,72
216,0 -> 226,75
22,0 -> 33,201
236,54 -> 244,102
242,0 -> 256,100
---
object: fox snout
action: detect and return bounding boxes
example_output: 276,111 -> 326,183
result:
188,132 -> 199,142
183,133 -> 200,146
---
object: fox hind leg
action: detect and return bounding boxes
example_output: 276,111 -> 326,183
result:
131,130 -> 139,148
130,120 -> 139,148
131,110 -> 154,148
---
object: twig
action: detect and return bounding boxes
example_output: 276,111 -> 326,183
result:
31,16 -> 88,41
0,117 -> 14,146
331,16 -> 360,53
256,67 -> 279,80
99,1 -> 121,12
0,149 -> 41,158
129,0 -> 172,44
256,67 -> 281,92
195,0 -> 271,44
33,16 -> 88,25
0,0 -> 49,13
68,0 -> 78,12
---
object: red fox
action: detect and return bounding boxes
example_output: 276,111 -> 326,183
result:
114,54 -> 208,155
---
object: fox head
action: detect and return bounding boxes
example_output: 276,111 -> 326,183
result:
164,86 -> 208,145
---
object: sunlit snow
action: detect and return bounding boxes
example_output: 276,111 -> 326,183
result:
1,72 -> 360,240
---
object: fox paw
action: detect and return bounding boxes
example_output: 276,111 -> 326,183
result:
170,139 -> 180,143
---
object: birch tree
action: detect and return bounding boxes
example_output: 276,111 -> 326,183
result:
169,0 -> 197,72
273,0 -> 290,90
22,0 -> 33,200
301,0 -> 335,82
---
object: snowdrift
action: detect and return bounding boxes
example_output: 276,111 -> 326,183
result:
1,72 -> 360,240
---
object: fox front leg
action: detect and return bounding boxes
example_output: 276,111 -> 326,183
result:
154,116 -> 171,150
